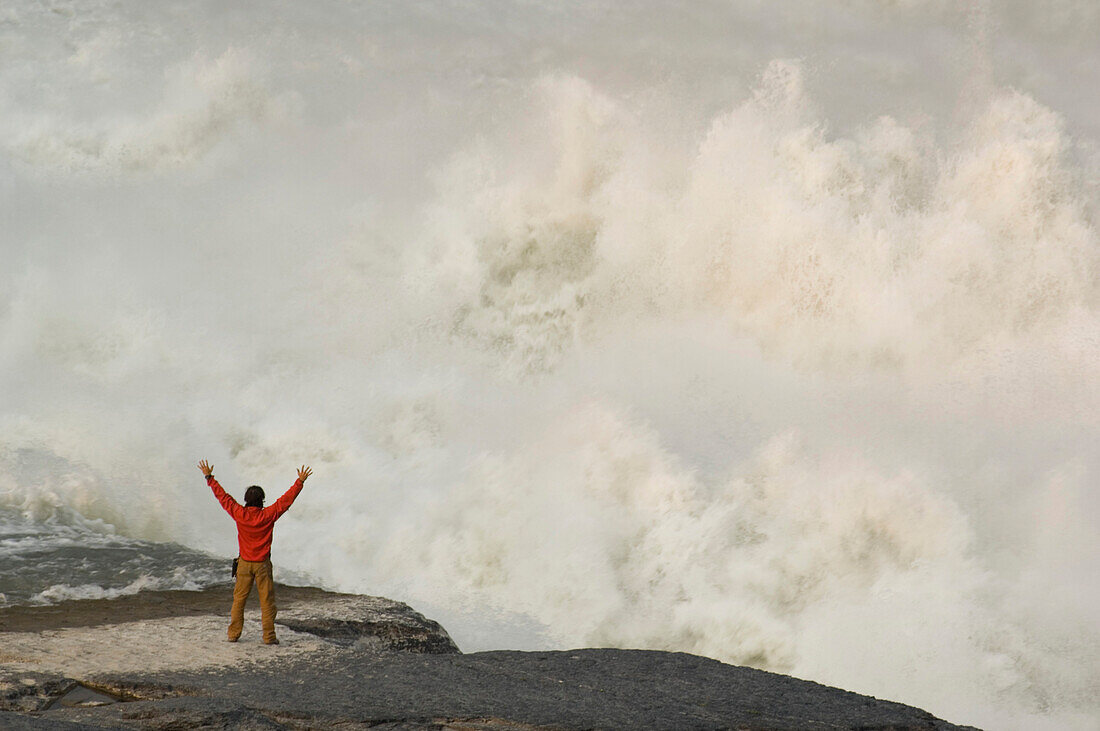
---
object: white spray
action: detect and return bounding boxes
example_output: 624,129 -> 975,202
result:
1,2 -> 1098,729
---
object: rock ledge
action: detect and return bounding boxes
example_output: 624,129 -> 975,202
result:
0,586 -> 978,730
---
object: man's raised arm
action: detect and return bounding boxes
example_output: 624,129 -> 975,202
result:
198,459 -> 245,521
269,465 -> 312,520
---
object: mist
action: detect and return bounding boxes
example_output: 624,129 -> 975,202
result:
1,2 -> 1098,728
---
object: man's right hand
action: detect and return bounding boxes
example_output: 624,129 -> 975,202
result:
297,465 -> 312,482
198,459 -> 213,477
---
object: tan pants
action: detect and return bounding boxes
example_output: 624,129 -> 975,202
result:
228,558 -> 278,643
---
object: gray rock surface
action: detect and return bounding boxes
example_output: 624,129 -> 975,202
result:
276,593 -> 458,654
0,587 -> 979,730
0,584 -> 458,655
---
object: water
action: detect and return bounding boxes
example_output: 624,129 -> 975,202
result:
0,506 -> 226,607
1,2 -> 1099,728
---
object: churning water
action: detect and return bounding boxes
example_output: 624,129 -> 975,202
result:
1,1 -> 1098,728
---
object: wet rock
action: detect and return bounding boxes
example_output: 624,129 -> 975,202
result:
43,683 -> 120,710
0,710 -> 101,730
36,648 -> 978,730
276,594 -> 459,653
0,588 -> 978,730
0,671 -> 75,713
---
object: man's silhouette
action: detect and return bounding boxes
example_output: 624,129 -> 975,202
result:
198,459 -> 312,644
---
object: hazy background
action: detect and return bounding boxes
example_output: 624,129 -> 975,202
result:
1,2 -> 1098,728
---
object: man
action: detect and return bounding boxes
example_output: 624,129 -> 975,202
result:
198,459 -> 312,644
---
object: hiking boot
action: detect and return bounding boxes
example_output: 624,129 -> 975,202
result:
264,638 -> 280,645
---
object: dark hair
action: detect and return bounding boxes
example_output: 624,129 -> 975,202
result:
244,485 -> 265,507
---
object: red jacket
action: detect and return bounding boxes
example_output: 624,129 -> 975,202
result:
207,475 -> 304,562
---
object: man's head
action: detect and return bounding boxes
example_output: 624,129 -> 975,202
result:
244,485 -> 265,507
